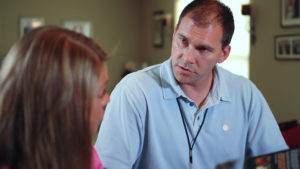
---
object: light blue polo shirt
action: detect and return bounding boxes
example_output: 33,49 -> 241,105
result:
95,58 -> 288,169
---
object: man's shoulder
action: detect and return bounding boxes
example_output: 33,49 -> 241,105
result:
125,63 -> 161,80
118,63 -> 163,90
217,66 -> 252,84
216,66 -> 257,93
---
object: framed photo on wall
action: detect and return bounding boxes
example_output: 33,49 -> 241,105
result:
63,21 -> 92,37
20,17 -> 45,37
275,34 -> 300,59
153,10 -> 164,48
281,0 -> 300,26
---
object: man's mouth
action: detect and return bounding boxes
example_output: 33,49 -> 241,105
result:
179,65 -> 192,73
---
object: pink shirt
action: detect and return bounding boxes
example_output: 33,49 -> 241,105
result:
2,146 -> 103,169
91,145 -> 104,169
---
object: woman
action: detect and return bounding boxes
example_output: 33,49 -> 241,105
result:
0,26 -> 110,169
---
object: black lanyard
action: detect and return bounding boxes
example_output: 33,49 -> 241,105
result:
176,98 -> 208,168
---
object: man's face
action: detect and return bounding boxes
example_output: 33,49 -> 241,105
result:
171,16 -> 230,85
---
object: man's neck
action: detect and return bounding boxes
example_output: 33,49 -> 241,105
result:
179,71 -> 214,108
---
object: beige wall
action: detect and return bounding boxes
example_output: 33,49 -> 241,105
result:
0,0 -> 142,92
141,0 -> 175,65
250,0 -> 300,123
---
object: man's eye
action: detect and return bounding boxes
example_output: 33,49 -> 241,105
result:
178,37 -> 187,46
180,38 -> 186,43
198,47 -> 208,52
197,46 -> 213,53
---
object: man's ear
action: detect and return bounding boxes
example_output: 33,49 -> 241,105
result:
218,45 -> 231,63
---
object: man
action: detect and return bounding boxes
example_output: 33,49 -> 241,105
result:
95,0 -> 288,168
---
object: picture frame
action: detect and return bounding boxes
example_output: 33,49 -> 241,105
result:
274,34 -> 300,60
63,21 -> 92,37
281,0 -> 300,27
20,17 -> 45,37
153,10 -> 167,48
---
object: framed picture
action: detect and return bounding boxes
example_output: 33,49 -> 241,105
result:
275,34 -> 300,60
153,10 -> 165,48
63,21 -> 92,37
20,17 -> 45,37
281,0 -> 300,26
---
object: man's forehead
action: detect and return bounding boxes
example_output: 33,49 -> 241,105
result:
175,16 -> 224,49
186,11 -> 220,27
178,14 -> 222,32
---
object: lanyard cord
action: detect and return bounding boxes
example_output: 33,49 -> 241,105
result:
176,98 -> 208,165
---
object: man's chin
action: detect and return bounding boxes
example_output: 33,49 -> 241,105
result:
175,76 -> 194,84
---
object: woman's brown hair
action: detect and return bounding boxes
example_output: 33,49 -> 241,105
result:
0,26 -> 107,169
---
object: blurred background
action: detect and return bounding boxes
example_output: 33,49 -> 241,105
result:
0,0 -> 299,123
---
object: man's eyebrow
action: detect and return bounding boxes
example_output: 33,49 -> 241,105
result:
177,32 -> 215,51
178,33 -> 187,39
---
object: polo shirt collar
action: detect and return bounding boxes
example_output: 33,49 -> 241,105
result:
160,57 -> 231,103
214,65 -> 231,102
160,57 -> 184,99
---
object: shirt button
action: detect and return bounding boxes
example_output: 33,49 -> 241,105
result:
223,124 -> 229,131
197,116 -> 200,120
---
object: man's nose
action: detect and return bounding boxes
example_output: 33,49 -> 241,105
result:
183,47 -> 195,64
